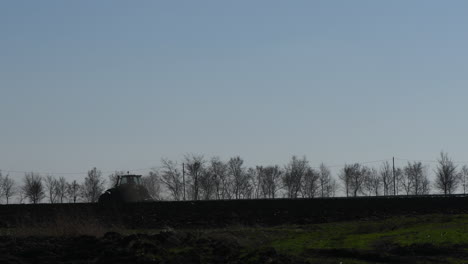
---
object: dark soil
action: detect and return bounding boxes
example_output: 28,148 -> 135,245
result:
0,231 -> 306,264
1,231 -> 466,264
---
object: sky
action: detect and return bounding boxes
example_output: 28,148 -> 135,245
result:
1,0 -> 468,182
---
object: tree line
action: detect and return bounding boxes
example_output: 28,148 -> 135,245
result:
0,168 -> 161,204
1,152 -> 467,204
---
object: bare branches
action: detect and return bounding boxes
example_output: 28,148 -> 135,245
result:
67,180 -> 80,203
401,162 -> 430,195
1,175 -> 15,204
56,177 -> 67,203
283,156 -> 308,198
207,157 -> 229,200
257,165 -> 282,199
319,163 -> 335,197
184,154 -> 205,201
302,167 -> 319,198
160,159 -> 183,201
461,165 -> 468,195
380,161 -> 393,196
340,163 -> 366,197
142,170 -> 162,200
364,168 -> 381,196
81,167 -> 105,203
434,152 -> 459,195
23,172 -> 45,204
227,156 -> 249,199
45,175 -> 59,203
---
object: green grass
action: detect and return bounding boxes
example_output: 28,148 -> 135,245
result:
264,214 -> 468,253
214,214 -> 468,263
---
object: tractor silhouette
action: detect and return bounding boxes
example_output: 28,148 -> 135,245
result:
98,174 -> 153,204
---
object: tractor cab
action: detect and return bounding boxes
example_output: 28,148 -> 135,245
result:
99,174 -> 153,204
116,174 -> 142,186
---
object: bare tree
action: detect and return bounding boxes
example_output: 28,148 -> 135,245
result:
339,165 -> 352,197
67,180 -> 80,203
81,167 -> 105,203
227,156 -> 250,199
461,165 -> 468,195
318,163 -> 334,197
142,170 -> 162,200
160,159 -> 183,201
249,167 -> 261,199
244,168 -> 256,199
44,175 -> 59,203
23,172 -> 45,204
184,154 -> 205,201
364,168 -> 381,196
327,178 -> 338,197
393,167 -> 404,195
401,162 -> 430,195
18,188 -> 26,204
302,167 -> 319,198
434,152 -> 459,195
198,170 -> 217,200
380,161 -> 393,196
283,156 -> 308,198
2,175 -> 15,204
340,163 -> 366,197
56,176 -> 67,203
0,172 -> 3,202
208,157 -> 229,200
257,165 -> 282,199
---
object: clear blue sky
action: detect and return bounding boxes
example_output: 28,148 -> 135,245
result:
1,1 -> 468,180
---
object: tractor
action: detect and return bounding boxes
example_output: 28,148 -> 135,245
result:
98,174 -> 153,204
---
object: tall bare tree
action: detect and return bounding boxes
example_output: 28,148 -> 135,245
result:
327,178 -> 338,197
434,152 -> 459,195
340,163 -> 366,197
0,172 -> 3,202
283,156 -> 308,198
302,167 -> 319,198
208,157 -> 229,200
249,167 -> 261,199
67,180 -> 80,203
18,188 -> 26,204
23,172 -> 45,204
461,165 -> 468,195
393,167 -> 404,195
184,154 -> 205,200
401,162 -> 430,195
81,167 -> 105,203
318,163 -> 334,197
198,170 -> 217,200
227,156 -> 249,199
380,161 -> 393,196
142,170 -> 162,200
364,168 -> 381,196
160,159 -> 183,201
44,175 -> 59,203
1,175 -> 15,204
257,165 -> 282,199
339,165 -> 352,197
244,168 -> 256,199
56,176 -> 67,203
